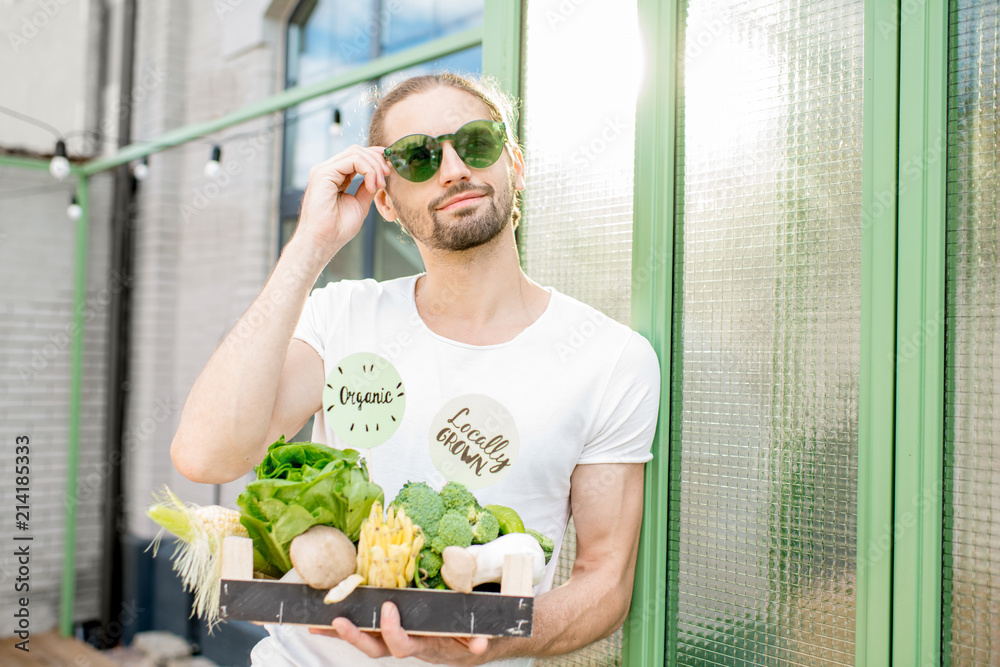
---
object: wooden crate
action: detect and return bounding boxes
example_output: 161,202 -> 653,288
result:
218,536 -> 534,637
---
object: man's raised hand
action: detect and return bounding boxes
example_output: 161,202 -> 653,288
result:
294,145 -> 391,258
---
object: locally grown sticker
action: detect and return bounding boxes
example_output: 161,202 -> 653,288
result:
323,352 -> 405,448
428,394 -> 519,490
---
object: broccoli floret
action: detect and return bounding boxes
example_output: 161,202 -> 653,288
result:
431,509 -> 474,553
526,528 -> 554,564
417,546 -> 442,580
471,510 -> 500,544
440,481 -> 481,518
390,482 -> 444,540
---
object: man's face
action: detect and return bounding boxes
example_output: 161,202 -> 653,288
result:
374,86 -> 525,253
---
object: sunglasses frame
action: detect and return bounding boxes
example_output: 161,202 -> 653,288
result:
382,119 -> 508,182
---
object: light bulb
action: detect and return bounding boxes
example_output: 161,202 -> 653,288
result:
204,145 -> 222,178
50,140 -> 70,180
67,195 -> 82,221
329,108 -> 343,139
133,157 -> 149,181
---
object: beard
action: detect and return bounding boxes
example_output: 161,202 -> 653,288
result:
393,174 -> 516,252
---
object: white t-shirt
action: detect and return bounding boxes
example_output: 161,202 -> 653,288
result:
250,274 -> 660,667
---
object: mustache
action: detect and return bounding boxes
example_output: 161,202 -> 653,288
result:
429,182 -> 495,213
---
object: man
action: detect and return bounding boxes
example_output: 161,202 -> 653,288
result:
171,73 -> 660,666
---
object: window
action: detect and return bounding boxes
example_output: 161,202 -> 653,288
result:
280,0 -> 484,287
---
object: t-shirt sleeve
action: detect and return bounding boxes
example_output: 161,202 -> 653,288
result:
579,330 -> 661,464
292,281 -> 348,359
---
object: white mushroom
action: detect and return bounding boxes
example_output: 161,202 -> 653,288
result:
289,525 -> 357,590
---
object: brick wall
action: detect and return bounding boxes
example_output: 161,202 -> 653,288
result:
125,0 -> 286,536
0,167 -> 114,632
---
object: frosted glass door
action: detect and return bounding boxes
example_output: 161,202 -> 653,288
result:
668,0 -> 863,663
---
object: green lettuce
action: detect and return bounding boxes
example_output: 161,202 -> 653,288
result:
236,437 -> 383,578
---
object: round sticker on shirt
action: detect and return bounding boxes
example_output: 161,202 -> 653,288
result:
323,352 -> 405,448
428,394 -> 519,490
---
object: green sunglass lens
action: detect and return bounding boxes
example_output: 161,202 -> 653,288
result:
385,121 -> 505,182
390,136 -> 439,182
455,121 -> 504,168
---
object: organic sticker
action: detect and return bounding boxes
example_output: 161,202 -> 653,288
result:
428,394 -> 519,490
323,352 -> 405,448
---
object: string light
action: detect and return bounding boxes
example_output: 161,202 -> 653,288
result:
329,108 -> 343,138
4,91 -> 355,185
204,145 -> 222,177
67,194 -> 82,221
49,139 -> 70,180
132,156 -> 149,181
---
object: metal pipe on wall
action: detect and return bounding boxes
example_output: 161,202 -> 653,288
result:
97,0 -> 138,647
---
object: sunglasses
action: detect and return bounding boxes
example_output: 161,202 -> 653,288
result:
383,119 -> 507,182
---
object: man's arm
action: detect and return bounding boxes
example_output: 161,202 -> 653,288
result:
169,244 -> 326,484
492,462 -> 645,658
318,462 -> 646,664
170,145 -> 391,484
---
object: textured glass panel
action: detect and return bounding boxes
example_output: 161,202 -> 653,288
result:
522,1 -> 640,665
521,0 -> 641,327
669,0 -> 862,664
942,1 -> 1000,664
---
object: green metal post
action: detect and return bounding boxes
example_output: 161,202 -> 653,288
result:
481,0 -> 522,101
60,175 -> 89,637
623,0 -> 677,664
0,154 -> 56,171
858,0 -> 899,664
81,28 -> 483,176
892,0 -> 947,663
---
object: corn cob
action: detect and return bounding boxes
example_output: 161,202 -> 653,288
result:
356,501 -> 424,588
147,486 -> 248,631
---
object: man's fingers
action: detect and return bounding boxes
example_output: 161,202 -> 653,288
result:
353,179 -> 377,214
331,617 -> 389,658
379,602 -> 418,658
311,146 -> 387,192
306,626 -> 341,639
467,636 -> 490,655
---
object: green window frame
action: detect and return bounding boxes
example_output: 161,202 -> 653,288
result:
627,0 -> 952,665
6,0 -> 971,658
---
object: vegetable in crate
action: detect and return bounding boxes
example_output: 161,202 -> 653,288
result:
146,486 -> 249,630
440,533 -> 546,594
354,501 -> 424,588
236,437 -> 383,579
390,480 -> 546,589
289,525 -> 357,589
441,481 -> 500,544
